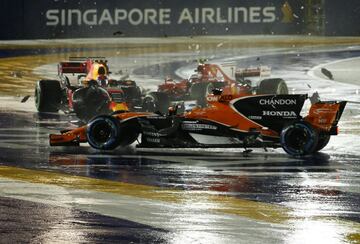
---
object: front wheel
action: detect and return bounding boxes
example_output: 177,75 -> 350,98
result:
35,80 -> 62,112
86,115 -> 122,150
280,122 -> 318,156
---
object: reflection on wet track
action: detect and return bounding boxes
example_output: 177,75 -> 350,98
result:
0,38 -> 359,243
0,196 -> 168,243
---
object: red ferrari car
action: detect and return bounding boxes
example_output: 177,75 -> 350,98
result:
157,62 -> 288,106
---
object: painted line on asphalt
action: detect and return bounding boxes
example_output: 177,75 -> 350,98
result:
0,165 -> 288,224
0,177 -> 287,244
0,165 -> 359,243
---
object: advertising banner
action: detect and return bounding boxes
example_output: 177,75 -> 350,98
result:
5,1 -> 360,39
1,0 -> 305,39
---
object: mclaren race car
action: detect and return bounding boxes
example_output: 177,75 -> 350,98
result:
157,62 -> 288,107
35,57 -> 169,121
49,91 -> 346,157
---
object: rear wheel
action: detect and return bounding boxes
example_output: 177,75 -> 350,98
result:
280,121 -> 318,156
258,78 -> 288,95
143,92 -> 170,114
315,134 -> 331,151
35,80 -> 62,112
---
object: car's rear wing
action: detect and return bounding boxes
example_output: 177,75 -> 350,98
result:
235,66 -> 271,80
58,57 -> 108,75
58,62 -> 87,74
305,100 -> 347,134
69,56 -> 106,62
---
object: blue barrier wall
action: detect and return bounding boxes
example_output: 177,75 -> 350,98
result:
0,0 -> 24,39
324,1 -> 360,36
1,0 -> 304,39
0,0 -> 359,39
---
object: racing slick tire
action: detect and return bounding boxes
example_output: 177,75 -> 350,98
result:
280,121 -> 319,156
87,115 -> 122,150
87,115 -> 139,150
142,92 -> 170,115
258,78 -> 289,95
35,80 -> 62,113
72,86 -> 111,122
190,82 -> 214,107
315,134 -> 331,151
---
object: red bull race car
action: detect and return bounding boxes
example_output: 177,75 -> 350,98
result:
49,90 -> 346,157
35,57 -> 169,121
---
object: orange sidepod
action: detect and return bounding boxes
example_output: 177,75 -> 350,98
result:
185,95 -> 279,137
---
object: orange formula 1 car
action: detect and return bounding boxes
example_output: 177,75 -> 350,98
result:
157,62 -> 288,107
49,91 -> 346,157
35,57 -> 169,121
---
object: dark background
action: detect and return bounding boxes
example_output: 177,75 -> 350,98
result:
0,0 -> 359,39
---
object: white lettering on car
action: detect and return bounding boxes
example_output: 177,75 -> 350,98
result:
262,111 -> 297,117
181,123 -> 218,131
259,98 -> 297,107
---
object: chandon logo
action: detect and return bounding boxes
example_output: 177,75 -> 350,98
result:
259,99 -> 297,106
263,111 -> 297,117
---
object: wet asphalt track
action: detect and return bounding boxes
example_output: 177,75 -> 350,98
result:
0,39 -> 359,243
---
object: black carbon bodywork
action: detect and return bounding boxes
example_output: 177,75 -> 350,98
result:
232,94 -> 307,133
137,116 -> 278,149
138,95 -> 309,149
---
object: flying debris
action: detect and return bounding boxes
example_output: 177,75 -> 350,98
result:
113,30 -> 124,36
321,68 -> 334,80
21,95 -> 31,103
